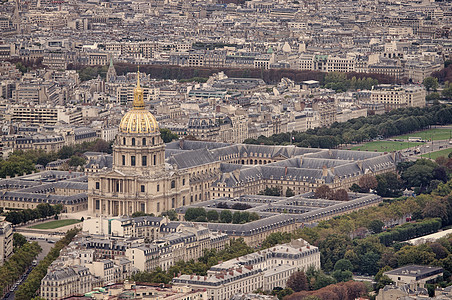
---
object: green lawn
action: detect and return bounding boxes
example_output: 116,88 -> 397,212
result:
29,219 -> 81,230
421,148 -> 452,160
350,141 -> 424,152
394,128 -> 452,141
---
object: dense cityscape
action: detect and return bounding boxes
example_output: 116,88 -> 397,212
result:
0,0 -> 452,299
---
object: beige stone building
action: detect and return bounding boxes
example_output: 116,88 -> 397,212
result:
370,84 -> 426,111
88,73 -> 190,216
0,221 -> 13,266
40,266 -> 93,300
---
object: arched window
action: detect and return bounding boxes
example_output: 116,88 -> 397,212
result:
171,180 -> 175,189
131,138 -> 135,146
142,138 -> 146,146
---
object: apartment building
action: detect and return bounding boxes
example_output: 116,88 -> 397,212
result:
173,238 -> 320,299
0,221 -> 13,266
40,266 -> 93,300
370,84 -> 426,111
8,105 -> 82,125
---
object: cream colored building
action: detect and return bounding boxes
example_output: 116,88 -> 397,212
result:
173,238 -> 320,299
88,73 -> 190,217
0,221 -> 13,266
40,266 -> 93,300
370,84 -> 426,111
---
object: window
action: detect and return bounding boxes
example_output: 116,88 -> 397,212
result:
141,203 -> 145,212
116,183 -> 120,192
122,155 -> 125,165
171,180 -> 175,189
157,202 -> 160,212
182,178 -> 185,185
95,182 -> 100,189
142,138 -> 146,146
95,200 -> 100,210
172,198 -> 175,208
132,138 -> 135,146
142,156 -> 147,166
153,155 -> 156,165
157,184 -> 160,192
183,196 -> 185,206
141,185 -> 145,193
152,137 -> 155,145
123,137 -> 126,145
131,156 -> 136,166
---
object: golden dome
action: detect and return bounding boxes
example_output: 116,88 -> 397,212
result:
119,71 -> 159,134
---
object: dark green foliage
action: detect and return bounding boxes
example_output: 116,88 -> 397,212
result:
245,105 -> 452,148
13,233 -> 27,249
0,242 -> 41,297
184,208 -> 207,221
160,128 -> 179,143
368,220 -> 385,233
260,186 -> 282,196
15,229 -> 79,300
219,210 -> 233,223
5,203 -> 59,225
377,218 -> 442,246
160,210 -> 178,221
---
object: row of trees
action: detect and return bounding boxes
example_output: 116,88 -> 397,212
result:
70,62 -> 398,85
5,203 -> 63,225
349,156 -> 451,197
377,218 -> 442,246
184,207 -> 260,224
244,104 -> 452,148
0,138 -> 112,179
0,242 -> 41,298
324,72 -> 379,92
15,229 -> 79,300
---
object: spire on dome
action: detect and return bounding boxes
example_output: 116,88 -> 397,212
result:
133,69 -> 145,110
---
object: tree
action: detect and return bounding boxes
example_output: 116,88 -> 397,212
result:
332,259 -> 354,282
184,208 -> 206,221
206,210 -> 219,222
315,185 -> 331,199
359,175 -> 378,193
286,187 -> 295,197
161,210 -> 178,221
331,189 -> 349,201
220,210 -> 232,223
160,128 -> 179,143
349,183 -> 361,193
287,271 -> 308,292
260,186 -> 281,196
423,76 -> 439,92
58,146 -> 74,159
368,219 -> 384,233
68,155 -> 86,167
376,172 -> 402,197
13,233 -> 27,248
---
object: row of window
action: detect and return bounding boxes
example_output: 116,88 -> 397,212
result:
122,155 -> 156,166
122,137 -> 156,146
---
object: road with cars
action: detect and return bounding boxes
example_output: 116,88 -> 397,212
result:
2,236 -> 58,300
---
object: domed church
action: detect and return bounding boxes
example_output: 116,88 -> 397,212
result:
88,72 -> 190,216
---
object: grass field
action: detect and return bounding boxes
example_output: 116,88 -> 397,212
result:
350,141 -> 424,152
394,128 -> 452,141
421,148 -> 452,160
29,219 -> 81,230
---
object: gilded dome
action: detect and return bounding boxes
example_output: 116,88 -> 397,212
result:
119,71 -> 159,134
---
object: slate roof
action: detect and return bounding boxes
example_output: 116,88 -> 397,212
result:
167,148 -> 217,169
